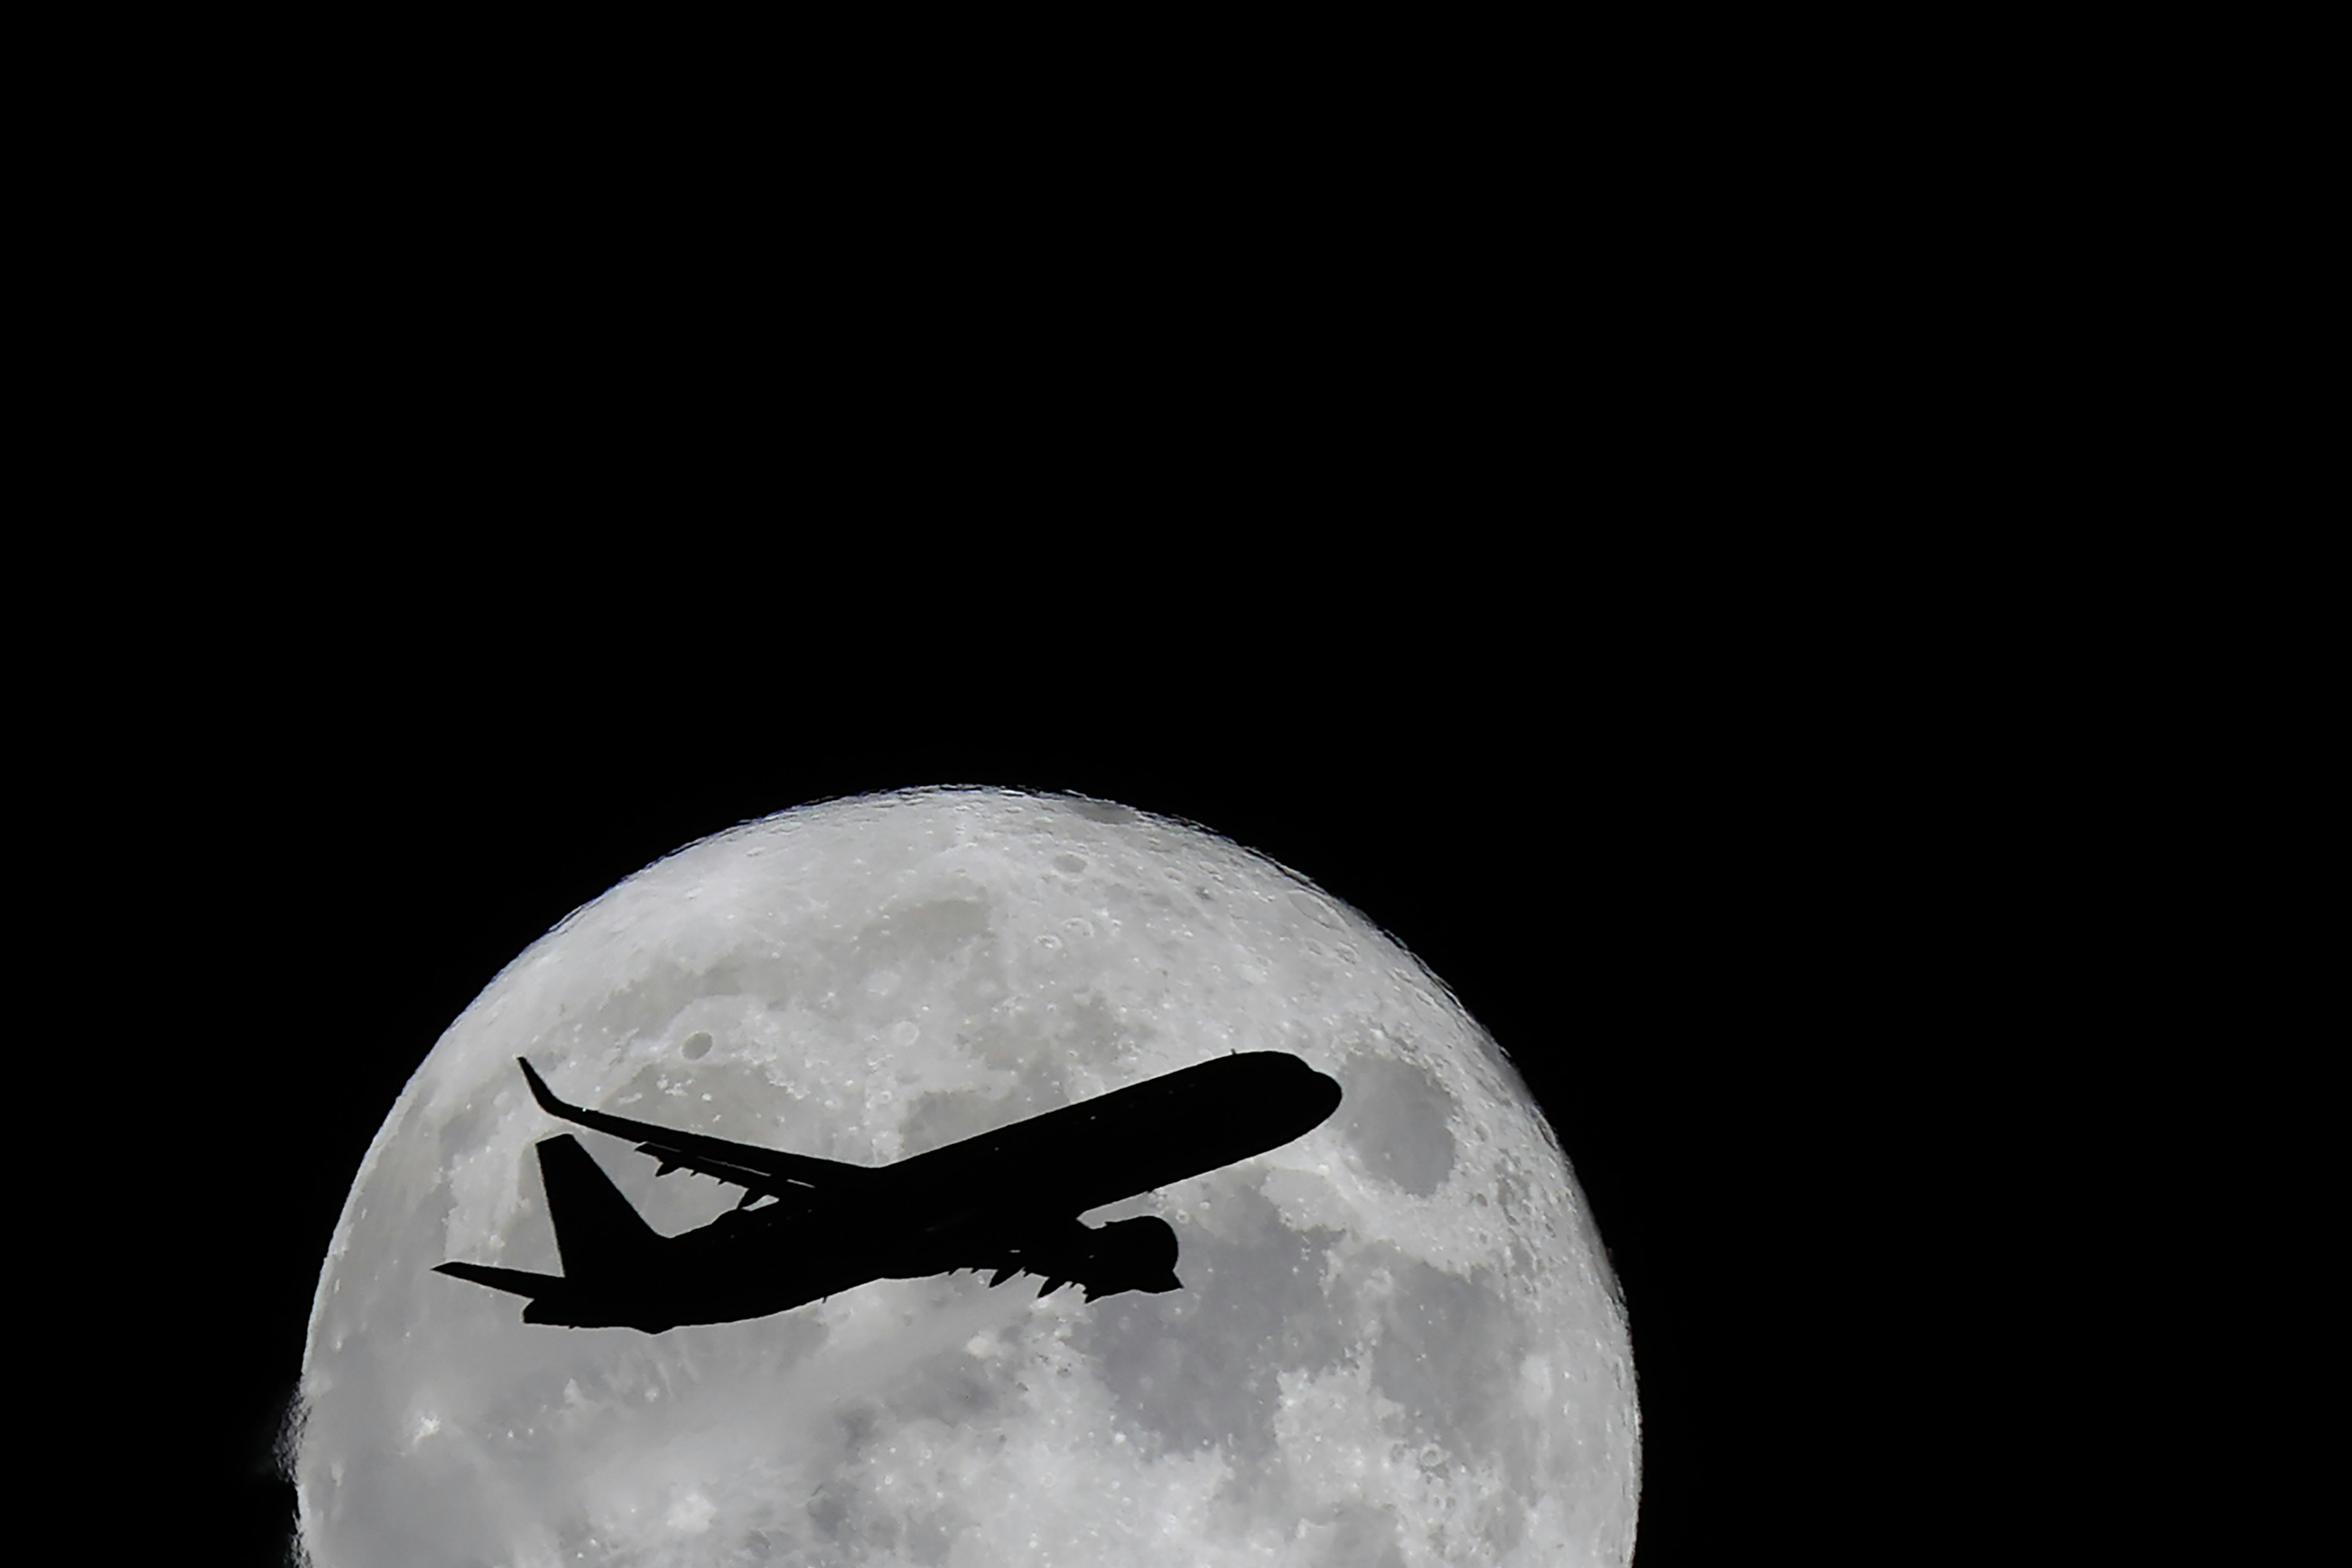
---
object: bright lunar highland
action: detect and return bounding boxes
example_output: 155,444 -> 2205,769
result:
295,788 -> 1639,1567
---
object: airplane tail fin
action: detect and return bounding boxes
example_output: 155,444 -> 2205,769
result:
537,1133 -> 659,1278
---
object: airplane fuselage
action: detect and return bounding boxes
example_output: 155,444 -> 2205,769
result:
470,1050 -> 1343,1331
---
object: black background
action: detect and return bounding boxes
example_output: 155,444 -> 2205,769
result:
42,40 -> 2081,1559
168,661 -> 1914,1566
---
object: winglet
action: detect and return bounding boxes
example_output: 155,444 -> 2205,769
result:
518,1057 -> 569,1115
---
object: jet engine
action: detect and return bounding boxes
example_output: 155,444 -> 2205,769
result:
1068,1215 -> 1183,1302
965,1214 -> 1186,1301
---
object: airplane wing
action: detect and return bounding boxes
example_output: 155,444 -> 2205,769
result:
516,1058 -> 873,1205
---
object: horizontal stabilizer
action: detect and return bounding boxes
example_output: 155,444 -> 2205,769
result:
434,1262 -> 565,1298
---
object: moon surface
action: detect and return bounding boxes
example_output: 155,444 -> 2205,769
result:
295,788 -> 1638,1566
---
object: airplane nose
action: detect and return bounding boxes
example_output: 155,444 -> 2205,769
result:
1308,1070 -> 1343,1123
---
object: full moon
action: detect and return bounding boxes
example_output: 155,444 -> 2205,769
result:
295,788 -> 1639,1566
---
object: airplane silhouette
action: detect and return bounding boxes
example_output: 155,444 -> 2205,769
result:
435,1052 -> 1344,1332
